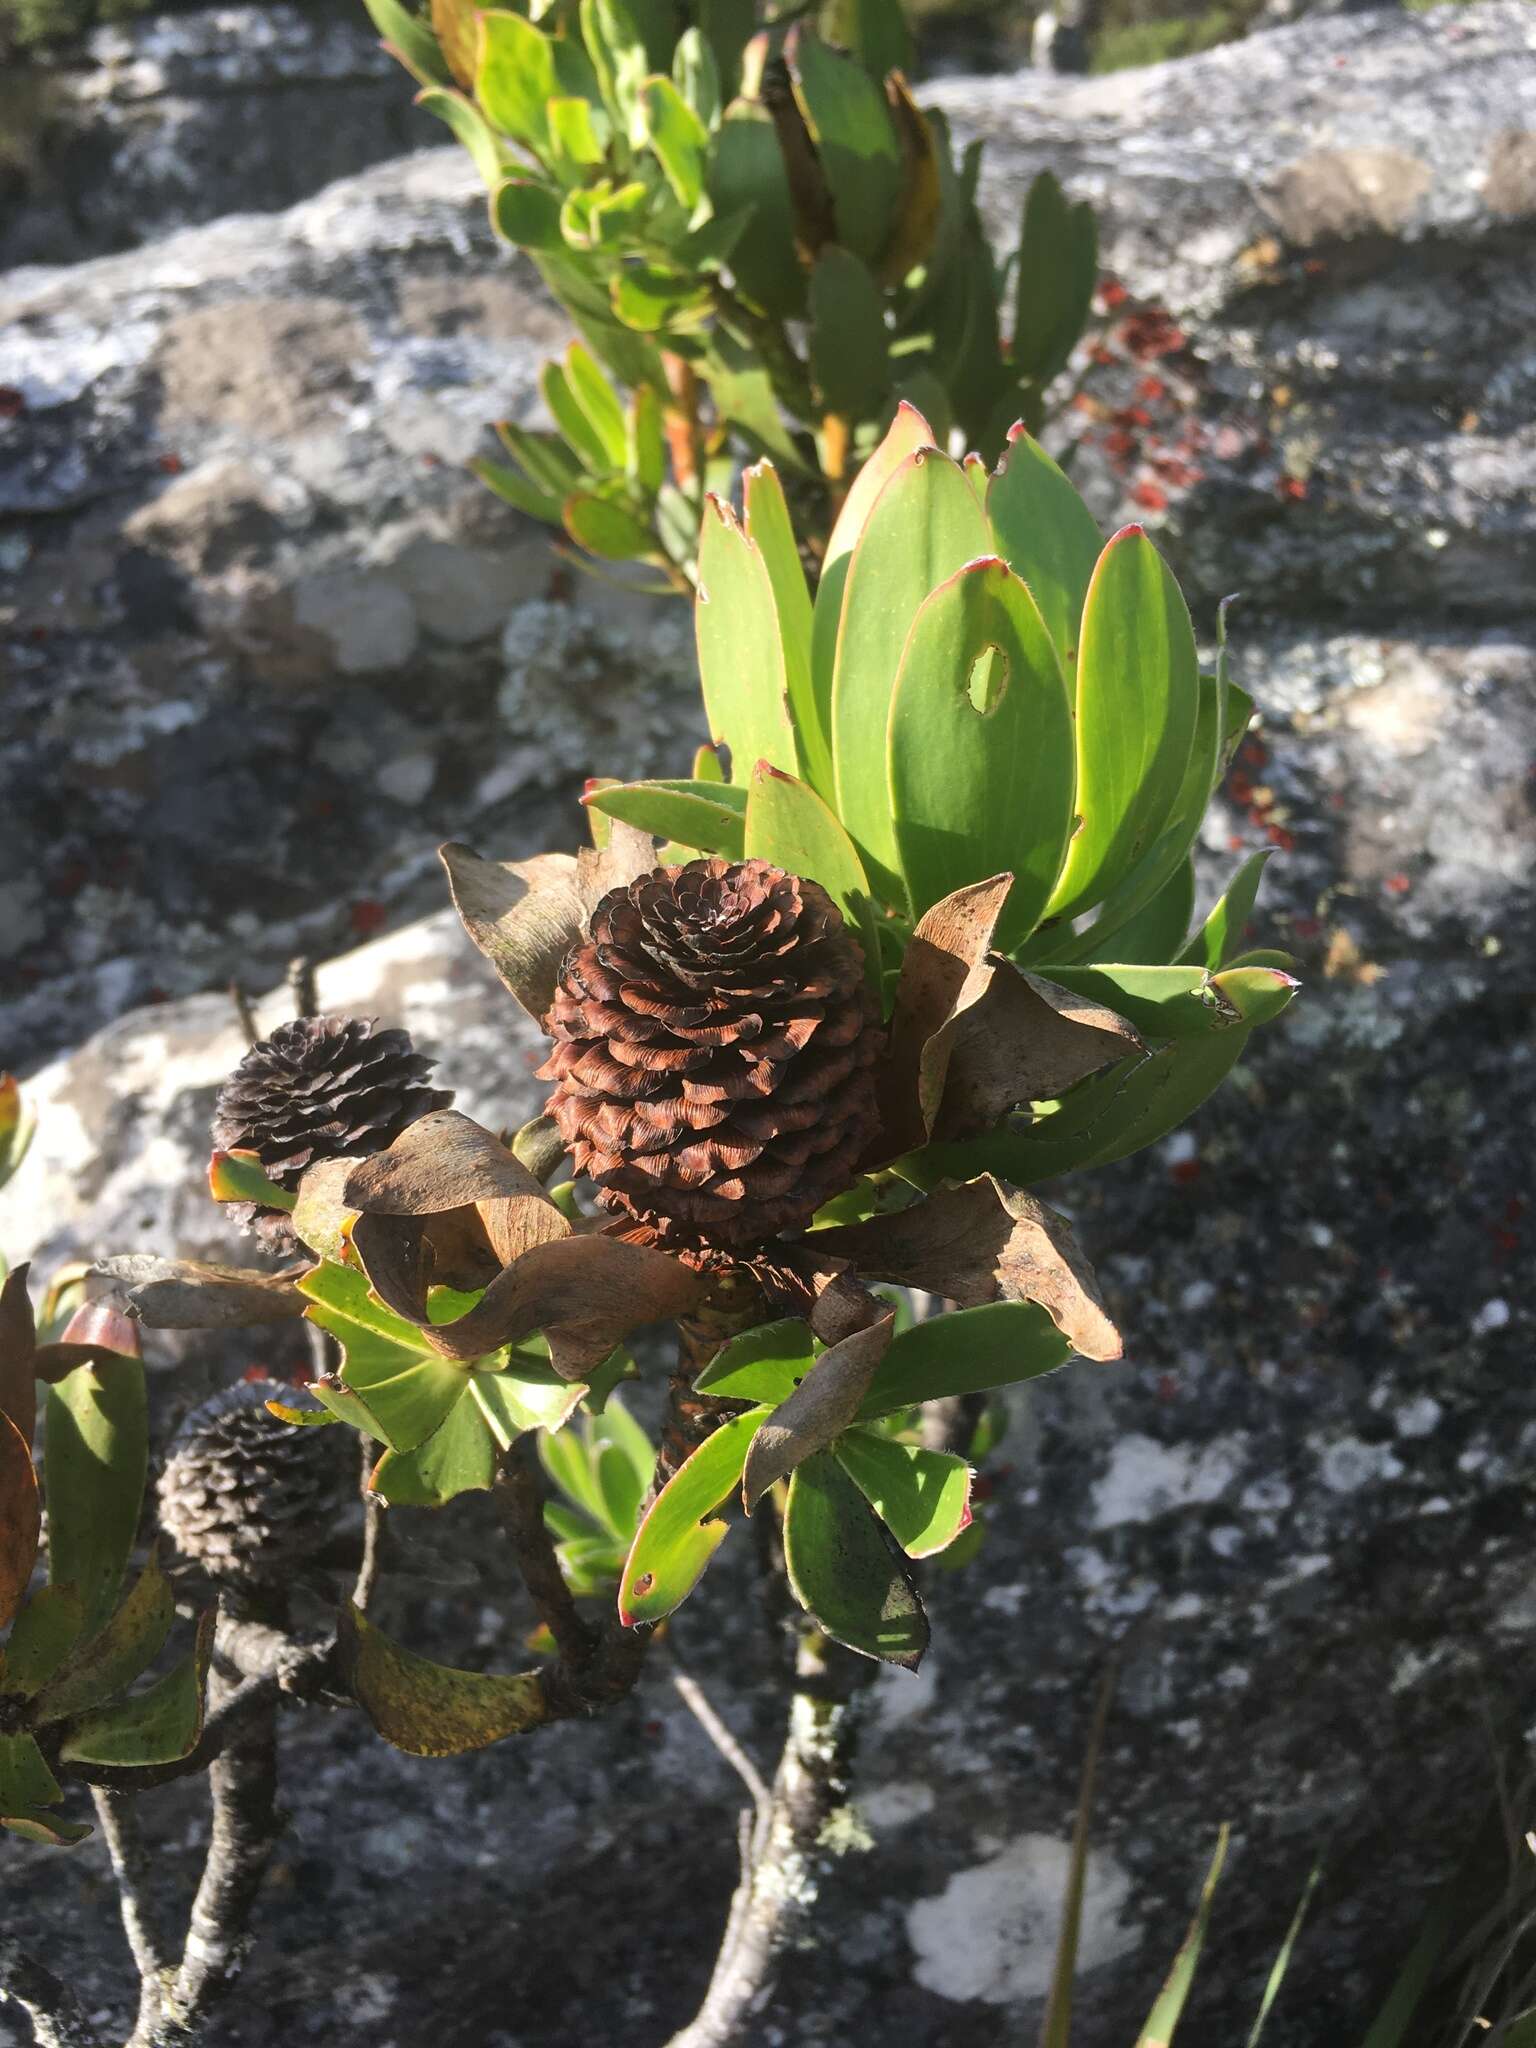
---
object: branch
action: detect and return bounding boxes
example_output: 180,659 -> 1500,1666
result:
664,1631 -> 874,2048
0,1938 -> 102,2048
494,1434 -> 597,1664
90,1787 -> 173,2047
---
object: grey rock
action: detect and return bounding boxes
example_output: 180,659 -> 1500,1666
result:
0,147 -> 692,1070
0,2 -> 434,269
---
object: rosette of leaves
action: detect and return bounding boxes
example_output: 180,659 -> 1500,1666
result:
113,409 -> 1295,1747
361,0 -> 1096,585
0,1280 -> 213,1846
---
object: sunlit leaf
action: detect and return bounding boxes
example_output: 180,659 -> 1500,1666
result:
834,1431 -> 972,1559
45,1352 -> 146,1638
617,1408 -> 764,1625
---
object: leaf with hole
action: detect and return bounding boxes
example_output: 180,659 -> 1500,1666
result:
985,428 -> 1102,678
617,1408 -> 764,1625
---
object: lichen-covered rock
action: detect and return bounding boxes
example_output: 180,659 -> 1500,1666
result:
0,3 -> 433,269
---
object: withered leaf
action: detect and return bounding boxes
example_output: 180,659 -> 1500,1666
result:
440,825 -> 657,1023
349,1224 -> 704,1380
934,970 -> 1143,1142
341,1603 -> 547,1756
343,1111 -> 549,1216
97,1257 -> 311,1328
741,1313 -> 894,1512
817,1175 -> 1122,1361
873,874 -> 1141,1157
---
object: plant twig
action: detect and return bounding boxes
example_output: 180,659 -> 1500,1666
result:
163,1600 -> 286,2035
352,1432 -> 385,1616
227,981 -> 259,1049
90,1787 -> 172,2046
494,1435 -> 596,1664
0,1938 -> 102,2048
286,955 -> 317,1020
664,1630 -> 873,2048
669,1651 -> 772,1827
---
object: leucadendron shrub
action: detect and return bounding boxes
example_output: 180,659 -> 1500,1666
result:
360,0 -> 1098,590
115,406 -> 1296,1738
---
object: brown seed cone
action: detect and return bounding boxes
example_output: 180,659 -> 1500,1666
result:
212,1016 -> 452,1256
538,859 -> 883,1248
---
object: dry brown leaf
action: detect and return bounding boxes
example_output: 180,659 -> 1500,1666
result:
440,827 -> 657,1023
872,875 -> 1141,1157
342,1111 -> 550,1216
817,1175 -> 1121,1361
741,1312 -> 894,1512
98,1257 -> 311,1328
349,1221 -> 705,1380
934,971 -> 1143,1141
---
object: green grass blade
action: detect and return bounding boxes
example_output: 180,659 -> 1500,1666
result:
1246,1858 -> 1324,2046
1133,1823 -> 1231,2048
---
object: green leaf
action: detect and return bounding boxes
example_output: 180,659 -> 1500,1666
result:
548,93 -> 607,169
34,1555 -> 173,1722
490,175 -> 565,249
590,1393 -> 654,1487
207,1148 -> 297,1212
473,456 -> 562,524
361,0 -> 452,86
617,1408 -> 764,1625
417,85 -> 505,185
788,29 -> 901,267
496,418 -> 586,496
342,1604 -> 546,1756
1,1808 -> 93,1847
1134,1825 -> 1231,2046
783,1451 -> 928,1669
809,246 -> 890,421
593,1436 -> 645,1542
672,24 -> 720,127
743,462 -> 826,796
642,74 -> 708,207
613,264 -> 711,330
564,341 -> 629,467
45,1353 -> 147,1639
0,1584 -> 81,1698
1029,962 -> 1273,1039
823,0 -> 914,77
0,1731 -> 61,1819
300,1264 -> 470,1456
697,496 -> 800,781
856,1301 -> 1072,1418
1106,855 -> 1196,965
830,447 -> 990,905
744,763 -> 883,992
371,1346 -> 584,1507
709,101 -> 804,319
563,492 -> 658,561
1179,851 -> 1272,971
703,332 -> 808,471
693,1318 -> 815,1405
1045,525 -> 1200,923
541,359 -> 614,474
887,554 -> 1074,948
698,0 -> 753,96
834,1431 -> 972,1559
585,778 -> 747,857
477,9 -> 556,155
1012,170 -> 1098,387
626,384 -> 666,491
1246,1859 -> 1323,2046
985,428 -> 1102,677
58,1611 -> 214,1769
